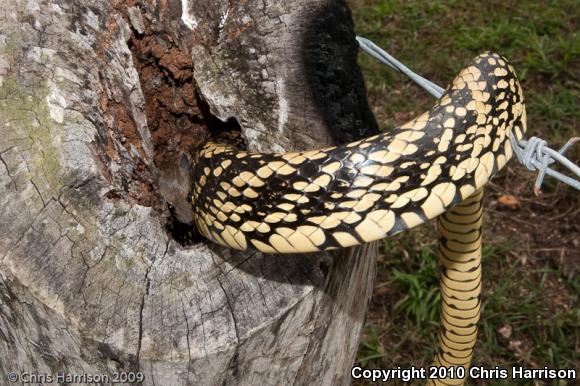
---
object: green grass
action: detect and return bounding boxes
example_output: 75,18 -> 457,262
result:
352,0 -> 579,141
350,1 -> 579,384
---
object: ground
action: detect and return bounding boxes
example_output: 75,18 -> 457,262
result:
349,1 -> 579,385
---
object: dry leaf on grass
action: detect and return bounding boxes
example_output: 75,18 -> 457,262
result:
497,194 -> 521,210
498,324 -> 512,339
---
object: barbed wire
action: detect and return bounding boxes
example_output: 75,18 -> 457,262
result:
357,36 -> 580,194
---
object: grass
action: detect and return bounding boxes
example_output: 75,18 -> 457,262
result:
352,0 -> 579,141
349,1 -> 579,384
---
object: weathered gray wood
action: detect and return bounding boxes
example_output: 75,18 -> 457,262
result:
0,1 -> 379,385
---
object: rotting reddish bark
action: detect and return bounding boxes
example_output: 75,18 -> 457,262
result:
129,29 -> 212,228
92,2 -> 214,231
129,33 -> 208,168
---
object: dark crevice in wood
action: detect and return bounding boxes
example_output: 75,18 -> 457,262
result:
118,5 -> 242,247
165,213 -> 204,246
99,6 -> 195,247
124,19 -> 200,229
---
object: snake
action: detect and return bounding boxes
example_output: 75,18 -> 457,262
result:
189,52 -> 526,384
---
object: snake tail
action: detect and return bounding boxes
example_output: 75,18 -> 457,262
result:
429,188 -> 484,385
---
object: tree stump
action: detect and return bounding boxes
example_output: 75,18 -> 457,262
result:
0,0 -> 379,384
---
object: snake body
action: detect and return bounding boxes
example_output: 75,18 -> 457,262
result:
431,189 -> 483,385
190,52 -> 526,383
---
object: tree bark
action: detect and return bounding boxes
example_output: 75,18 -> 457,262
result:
0,1 -> 379,385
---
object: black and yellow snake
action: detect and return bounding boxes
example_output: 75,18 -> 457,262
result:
189,53 -> 526,384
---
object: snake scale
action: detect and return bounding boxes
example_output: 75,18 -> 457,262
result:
189,52 -> 526,384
